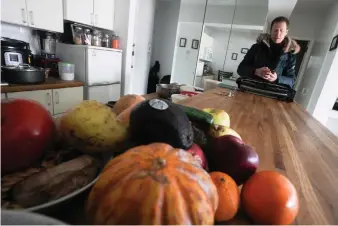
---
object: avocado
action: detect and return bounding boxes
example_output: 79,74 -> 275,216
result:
129,99 -> 194,149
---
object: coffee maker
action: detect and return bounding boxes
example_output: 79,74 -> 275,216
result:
35,31 -> 61,77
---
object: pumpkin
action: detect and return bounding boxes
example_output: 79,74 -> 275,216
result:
112,94 -> 145,115
86,143 -> 219,225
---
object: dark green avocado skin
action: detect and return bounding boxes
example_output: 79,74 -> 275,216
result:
129,99 -> 194,150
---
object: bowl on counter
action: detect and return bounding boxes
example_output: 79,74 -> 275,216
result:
156,83 -> 181,99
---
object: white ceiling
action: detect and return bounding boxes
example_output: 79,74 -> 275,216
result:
267,0 -> 298,23
291,0 -> 334,14
268,0 -> 335,23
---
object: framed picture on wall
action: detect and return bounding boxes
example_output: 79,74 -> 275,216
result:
329,35 -> 338,51
191,39 -> 199,49
179,38 -> 187,47
241,48 -> 249,54
231,53 -> 238,60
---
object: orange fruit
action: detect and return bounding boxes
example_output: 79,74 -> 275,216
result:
241,171 -> 299,225
210,171 -> 240,222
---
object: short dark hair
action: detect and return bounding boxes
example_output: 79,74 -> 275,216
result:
271,16 -> 290,30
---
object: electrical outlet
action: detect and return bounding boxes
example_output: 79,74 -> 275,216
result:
302,88 -> 308,95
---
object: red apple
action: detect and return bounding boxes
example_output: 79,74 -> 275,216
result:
187,143 -> 208,169
210,135 -> 259,185
1,99 -> 56,173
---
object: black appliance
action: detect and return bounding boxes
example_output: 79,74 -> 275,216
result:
1,37 -> 33,67
236,77 -> 296,102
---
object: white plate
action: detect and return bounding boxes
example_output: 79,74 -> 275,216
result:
1,210 -> 67,225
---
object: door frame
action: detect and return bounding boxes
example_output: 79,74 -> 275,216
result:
293,37 -> 314,91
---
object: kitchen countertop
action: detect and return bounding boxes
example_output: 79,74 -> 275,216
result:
50,88 -> 338,225
1,77 -> 84,93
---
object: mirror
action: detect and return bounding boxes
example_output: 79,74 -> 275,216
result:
222,0 -> 268,82
194,0 -> 236,88
170,0 -> 207,86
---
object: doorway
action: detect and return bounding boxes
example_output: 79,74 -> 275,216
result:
294,39 -> 311,90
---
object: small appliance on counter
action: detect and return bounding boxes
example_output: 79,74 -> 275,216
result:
1,37 -> 33,67
34,54 -> 61,78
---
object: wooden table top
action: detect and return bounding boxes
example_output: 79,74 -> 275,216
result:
54,88 -> 338,225
179,88 -> 338,225
1,77 -> 84,93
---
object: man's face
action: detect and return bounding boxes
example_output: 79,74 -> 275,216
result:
271,22 -> 288,44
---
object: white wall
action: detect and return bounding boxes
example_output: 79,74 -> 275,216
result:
114,0 -> 132,95
294,1 -> 338,126
151,0 -> 181,79
132,0 -> 156,95
289,13 -> 323,40
1,22 -> 40,54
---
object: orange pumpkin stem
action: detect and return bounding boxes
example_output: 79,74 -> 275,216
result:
152,158 -> 166,169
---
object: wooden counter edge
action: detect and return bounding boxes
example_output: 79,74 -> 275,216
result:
1,80 -> 85,93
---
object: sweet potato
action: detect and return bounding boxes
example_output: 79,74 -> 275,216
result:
13,155 -> 99,208
112,94 -> 145,115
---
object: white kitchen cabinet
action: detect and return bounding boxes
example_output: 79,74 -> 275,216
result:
52,87 -> 83,115
7,90 -> 54,115
1,0 -> 28,26
63,0 -> 94,26
1,0 -> 63,33
63,0 -> 115,30
93,0 -> 115,30
26,0 -> 63,32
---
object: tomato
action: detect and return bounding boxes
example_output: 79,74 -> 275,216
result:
1,99 -> 55,173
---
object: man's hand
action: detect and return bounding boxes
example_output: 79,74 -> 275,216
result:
265,72 -> 278,82
255,67 -> 270,79
255,67 -> 277,82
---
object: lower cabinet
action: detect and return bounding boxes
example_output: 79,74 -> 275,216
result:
6,86 -> 83,116
52,87 -> 83,115
7,89 -> 54,114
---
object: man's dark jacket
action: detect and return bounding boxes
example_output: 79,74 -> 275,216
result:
237,33 -> 300,88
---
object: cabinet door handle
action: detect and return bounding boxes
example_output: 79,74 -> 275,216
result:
55,91 -> 59,104
95,14 -> 98,25
21,8 -> 26,24
46,93 -> 51,106
29,11 -> 34,25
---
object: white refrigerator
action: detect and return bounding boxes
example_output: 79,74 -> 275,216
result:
56,43 -> 122,104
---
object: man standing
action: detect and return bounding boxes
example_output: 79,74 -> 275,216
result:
237,17 -> 300,88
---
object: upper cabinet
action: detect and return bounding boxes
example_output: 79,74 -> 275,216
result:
63,0 -> 94,26
1,0 -> 27,26
93,0 -> 115,30
63,0 -> 115,30
26,0 -> 63,32
1,0 -> 63,33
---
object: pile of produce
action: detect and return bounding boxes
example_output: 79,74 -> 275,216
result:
0,99 -> 115,209
1,94 -> 300,225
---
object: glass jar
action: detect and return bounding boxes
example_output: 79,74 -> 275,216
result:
102,34 -> 110,48
92,30 -> 102,47
111,35 -> 120,49
83,29 -> 92,45
73,27 -> 83,45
